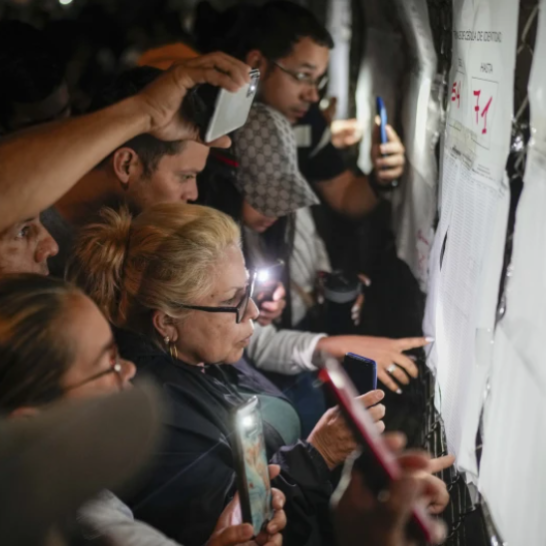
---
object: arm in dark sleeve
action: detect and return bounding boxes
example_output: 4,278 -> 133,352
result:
271,441 -> 335,546
126,436 -> 236,546
297,106 -> 346,184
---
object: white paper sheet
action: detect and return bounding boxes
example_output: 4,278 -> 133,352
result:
424,0 -> 518,463
390,0 -> 440,291
479,2 -> 546,541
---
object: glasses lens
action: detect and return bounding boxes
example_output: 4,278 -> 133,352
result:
237,275 -> 256,324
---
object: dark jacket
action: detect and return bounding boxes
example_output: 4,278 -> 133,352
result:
116,330 -> 334,546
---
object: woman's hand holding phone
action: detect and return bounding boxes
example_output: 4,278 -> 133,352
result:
207,465 -> 286,546
307,389 -> 386,470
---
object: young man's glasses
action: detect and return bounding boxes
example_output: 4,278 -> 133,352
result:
64,345 -> 123,392
177,271 -> 257,324
272,61 -> 328,91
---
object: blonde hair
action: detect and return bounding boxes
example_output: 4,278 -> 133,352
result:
66,203 -> 241,345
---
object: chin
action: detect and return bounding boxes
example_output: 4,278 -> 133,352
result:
224,348 -> 245,365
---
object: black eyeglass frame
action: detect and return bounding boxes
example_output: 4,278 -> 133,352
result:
271,61 -> 329,91
177,271 -> 257,324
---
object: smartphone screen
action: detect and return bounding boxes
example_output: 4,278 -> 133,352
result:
233,397 -> 273,535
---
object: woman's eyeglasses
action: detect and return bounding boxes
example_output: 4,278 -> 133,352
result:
177,271 -> 257,324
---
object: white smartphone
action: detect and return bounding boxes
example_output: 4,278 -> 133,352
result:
204,68 -> 260,143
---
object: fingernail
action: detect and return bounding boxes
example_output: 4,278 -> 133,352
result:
268,524 -> 278,533
396,388 -> 402,395
425,336 -> 435,343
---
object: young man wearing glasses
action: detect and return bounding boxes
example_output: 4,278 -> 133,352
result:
221,0 -> 405,217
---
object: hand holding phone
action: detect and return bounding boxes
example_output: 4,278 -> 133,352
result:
374,96 -> 400,189
232,397 -> 273,536
182,69 -> 260,143
318,355 -> 436,543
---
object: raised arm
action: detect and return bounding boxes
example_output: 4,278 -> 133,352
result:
0,52 -> 251,231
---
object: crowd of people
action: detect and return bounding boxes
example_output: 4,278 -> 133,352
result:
0,2 -> 454,545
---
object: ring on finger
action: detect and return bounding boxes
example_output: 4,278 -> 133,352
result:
387,364 -> 397,374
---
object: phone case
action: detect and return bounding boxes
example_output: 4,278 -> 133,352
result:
318,357 -> 434,543
205,69 -> 260,143
232,396 -> 273,536
343,353 -> 377,393
375,96 -> 388,145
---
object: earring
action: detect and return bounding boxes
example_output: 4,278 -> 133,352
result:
164,335 -> 178,360
169,343 -> 179,361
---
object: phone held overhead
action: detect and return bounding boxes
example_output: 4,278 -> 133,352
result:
182,69 -> 260,143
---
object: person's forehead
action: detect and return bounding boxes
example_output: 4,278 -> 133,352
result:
211,246 -> 247,292
281,37 -> 330,69
157,142 -> 210,170
64,295 -> 112,359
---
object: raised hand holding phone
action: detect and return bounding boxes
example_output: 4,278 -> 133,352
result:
371,97 -> 405,187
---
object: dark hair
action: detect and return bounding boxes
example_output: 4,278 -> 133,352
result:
0,274 -> 82,414
89,66 -> 184,176
0,21 -> 65,129
194,1 -> 334,61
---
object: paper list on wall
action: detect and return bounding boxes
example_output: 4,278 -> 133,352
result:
424,0 -> 518,461
390,0 -> 440,291
478,1 -> 546,542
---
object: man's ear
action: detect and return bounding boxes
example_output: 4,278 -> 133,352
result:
112,147 -> 143,188
152,310 -> 179,343
10,406 -> 40,419
245,49 -> 265,70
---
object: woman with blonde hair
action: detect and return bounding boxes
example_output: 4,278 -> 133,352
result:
67,202 -> 388,546
0,274 -> 287,546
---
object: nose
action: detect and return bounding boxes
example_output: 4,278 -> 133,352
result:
183,180 -> 199,203
303,84 -> 320,104
120,358 -> 137,385
246,297 -> 260,322
35,230 -> 59,264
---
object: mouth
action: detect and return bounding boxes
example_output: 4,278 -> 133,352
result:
239,333 -> 253,347
293,107 -> 309,118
